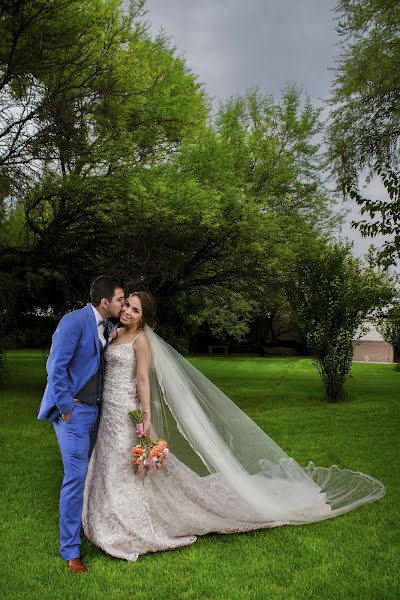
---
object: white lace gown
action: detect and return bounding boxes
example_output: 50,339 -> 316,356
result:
82,342 -> 291,562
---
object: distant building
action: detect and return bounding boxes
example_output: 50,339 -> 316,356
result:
353,322 -> 394,363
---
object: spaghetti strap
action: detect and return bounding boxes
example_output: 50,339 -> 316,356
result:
132,333 -> 141,346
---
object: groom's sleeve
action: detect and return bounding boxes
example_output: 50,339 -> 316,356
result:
46,314 -> 81,415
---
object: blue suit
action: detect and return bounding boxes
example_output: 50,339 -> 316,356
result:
38,304 -> 104,422
38,304 -> 108,560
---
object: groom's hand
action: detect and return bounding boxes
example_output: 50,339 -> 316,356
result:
62,410 -> 73,422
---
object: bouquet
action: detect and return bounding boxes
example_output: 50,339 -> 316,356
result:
129,409 -> 169,477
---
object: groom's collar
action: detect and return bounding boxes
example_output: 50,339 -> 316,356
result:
91,304 -> 107,326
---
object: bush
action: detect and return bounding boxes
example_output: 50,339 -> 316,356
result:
287,244 -> 394,402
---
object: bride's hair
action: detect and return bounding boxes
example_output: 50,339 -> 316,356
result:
129,291 -> 156,329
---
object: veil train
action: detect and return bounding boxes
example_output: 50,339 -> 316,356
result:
145,325 -> 385,524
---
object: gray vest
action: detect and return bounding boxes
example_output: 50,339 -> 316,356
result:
75,346 -> 105,405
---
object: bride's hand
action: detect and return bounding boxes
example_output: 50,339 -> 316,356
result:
143,413 -> 151,436
108,325 -> 118,343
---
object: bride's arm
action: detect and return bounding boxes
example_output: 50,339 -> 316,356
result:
134,334 -> 152,435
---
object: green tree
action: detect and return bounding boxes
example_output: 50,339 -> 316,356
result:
217,86 -> 337,230
328,0 -> 400,265
347,162 -> 400,266
0,4 -> 339,352
0,0 -> 139,195
1,82 -> 336,344
378,300 -> 400,362
328,0 -> 400,181
287,243 -> 393,402
97,131 -> 294,342
117,86 -> 338,343
207,86 -> 340,342
0,0 -> 208,310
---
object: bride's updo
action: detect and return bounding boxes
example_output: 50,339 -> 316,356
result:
128,291 -> 156,329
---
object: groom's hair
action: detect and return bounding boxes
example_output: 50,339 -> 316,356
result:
90,276 -> 124,306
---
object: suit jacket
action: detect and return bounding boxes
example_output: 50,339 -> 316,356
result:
38,304 -> 110,422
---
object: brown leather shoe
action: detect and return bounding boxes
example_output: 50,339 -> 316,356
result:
66,557 -> 88,574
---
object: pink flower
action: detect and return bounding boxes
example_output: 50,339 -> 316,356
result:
144,456 -> 157,472
129,418 -> 169,477
135,423 -> 144,437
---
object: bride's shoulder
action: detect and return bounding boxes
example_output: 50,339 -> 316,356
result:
132,332 -> 150,351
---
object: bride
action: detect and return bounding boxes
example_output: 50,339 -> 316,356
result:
82,292 -> 385,562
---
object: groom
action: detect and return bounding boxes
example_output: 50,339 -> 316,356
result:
38,276 -> 124,573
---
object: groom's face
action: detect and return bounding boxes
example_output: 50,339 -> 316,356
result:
105,287 -> 125,319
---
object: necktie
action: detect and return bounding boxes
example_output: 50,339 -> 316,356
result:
98,320 -> 107,347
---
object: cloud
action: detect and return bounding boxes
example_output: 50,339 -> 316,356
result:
145,0 -> 338,102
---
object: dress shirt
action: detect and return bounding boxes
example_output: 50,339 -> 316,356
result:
91,304 -> 107,348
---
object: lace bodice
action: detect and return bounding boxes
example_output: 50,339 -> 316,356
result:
102,342 -> 140,417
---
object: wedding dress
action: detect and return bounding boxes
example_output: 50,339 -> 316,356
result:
82,327 -> 385,562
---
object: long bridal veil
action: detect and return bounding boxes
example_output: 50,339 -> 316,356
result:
145,325 -> 385,524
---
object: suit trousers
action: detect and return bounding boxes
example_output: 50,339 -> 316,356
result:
54,403 -> 100,559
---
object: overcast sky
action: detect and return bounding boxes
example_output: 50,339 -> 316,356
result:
144,0 -> 393,262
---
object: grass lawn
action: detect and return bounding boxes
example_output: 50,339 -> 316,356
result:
0,350 -> 399,599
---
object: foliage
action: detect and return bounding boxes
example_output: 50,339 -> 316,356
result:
287,243 -> 394,402
0,0 -> 140,195
378,300 -> 400,359
129,86 -> 338,342
328,0 -> 400,183
104,145 -> 294,343
328,0 -> 400,266
1,79 -> 335,344
0,3 -> 338,346
216,85 -> 337,230
0,345 -> 5,384
347,162 -> 400,266
0,0 -> 208,329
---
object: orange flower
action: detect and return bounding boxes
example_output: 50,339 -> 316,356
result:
150,447 -> 161,458
132,445 -> 144,456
